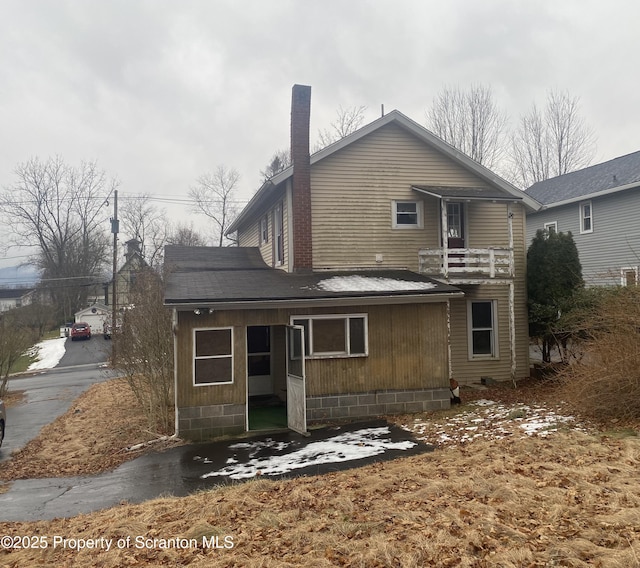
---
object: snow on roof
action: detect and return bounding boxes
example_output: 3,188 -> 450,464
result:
316,275 -> 437,293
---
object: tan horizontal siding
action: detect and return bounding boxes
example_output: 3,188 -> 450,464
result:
310,122 -> 492,271
449,285 -> 513,384
466,202 -> 510,248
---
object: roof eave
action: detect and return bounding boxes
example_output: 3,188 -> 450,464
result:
531,180 -> 640,211
165,290 -> 464,311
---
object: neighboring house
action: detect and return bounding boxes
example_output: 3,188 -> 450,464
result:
164,84 -> 539,441
104,239 -> 147,308
526,151 -> 640,286
74,303 -> 110,334
0,287 -> 34,312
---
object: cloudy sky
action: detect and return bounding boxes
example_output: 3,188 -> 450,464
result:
0,0 -> 638,269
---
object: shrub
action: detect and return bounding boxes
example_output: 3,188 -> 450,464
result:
559,286 -> 640,421
113,269 -> 174,434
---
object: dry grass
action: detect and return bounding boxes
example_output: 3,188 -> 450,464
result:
1,431 -> 639,566
0,378 -> 179,481
1,377 -> 640,566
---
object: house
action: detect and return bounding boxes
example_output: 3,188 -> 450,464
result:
104,239 -> 148,308
0,287 -> 34,313
164,85 -> 539,441
74,303 -> 110,335
526,151 -> 640,286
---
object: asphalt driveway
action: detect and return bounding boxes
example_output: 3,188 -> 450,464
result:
0,419 -> 433,521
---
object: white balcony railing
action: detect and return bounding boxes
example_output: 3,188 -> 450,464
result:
418,247 -> 513,279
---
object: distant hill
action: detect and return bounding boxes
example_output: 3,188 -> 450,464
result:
0,265 -> 40,287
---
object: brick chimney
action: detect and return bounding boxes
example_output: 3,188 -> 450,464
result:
291,84 -> 313,271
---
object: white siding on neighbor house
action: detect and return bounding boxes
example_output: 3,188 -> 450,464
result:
527,188 -> 640,286
310,122 -> 494,271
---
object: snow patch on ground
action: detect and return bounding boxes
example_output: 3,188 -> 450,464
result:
27,337 -> 67,370
316,275 -> 437,292
400,399 -> 589,448
200,426 -> 416,480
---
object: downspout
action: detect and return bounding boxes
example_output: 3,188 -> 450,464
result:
441,199 -> 449,279
507,203 -> 517,386
173,308 -> 180,437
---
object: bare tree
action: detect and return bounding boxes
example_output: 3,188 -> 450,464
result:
114,268 -> 173,434
0,310 -> 39,397
426,84 -> 508,169
166,222 -> 207,247
119,193 -> 168,267
188,166 -> 239,247
315,105 -> 367,151
260,149 -> 291,182
0,157 -> 114,322
510,90 -> 596,188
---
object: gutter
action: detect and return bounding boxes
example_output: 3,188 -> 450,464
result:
165,290 -> 465,311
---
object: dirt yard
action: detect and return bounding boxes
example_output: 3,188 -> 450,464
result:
0,378 -> 639,567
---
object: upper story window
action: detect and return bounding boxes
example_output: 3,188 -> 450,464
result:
193,327 -> 234,386
392,200 -> 423,229
274,203 -> 284,266
259,215 -> 269,245
580,201 -> 593,234
543,221 -> 558,234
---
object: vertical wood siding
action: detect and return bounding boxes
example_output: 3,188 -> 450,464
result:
176,302 -> 449,409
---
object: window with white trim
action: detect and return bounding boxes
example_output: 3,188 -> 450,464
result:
580,201 -> 593,234
543,221 -> 558,234
621,267 -> 638,286
468,300 -> 498,359
274,203 -> 284,265
259,215 -> 269,245
193,327 -> 233,385
392,200 -> 423,229
290,314 -> 368,358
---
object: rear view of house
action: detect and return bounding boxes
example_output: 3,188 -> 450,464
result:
165,85 -> 537,441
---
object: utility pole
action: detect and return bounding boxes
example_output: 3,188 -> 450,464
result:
111,189 -> 119,360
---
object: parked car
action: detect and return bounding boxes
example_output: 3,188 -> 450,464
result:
0,399 -> 5,449
70,322 -> 92,341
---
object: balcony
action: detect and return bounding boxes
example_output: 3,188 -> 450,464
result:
418,247 -> 513,279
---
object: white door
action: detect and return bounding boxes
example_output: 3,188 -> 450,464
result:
286,325 -> 307,435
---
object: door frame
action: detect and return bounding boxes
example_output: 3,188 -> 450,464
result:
286,324 -> 308,435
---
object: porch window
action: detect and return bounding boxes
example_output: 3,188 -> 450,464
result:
392,200 -> 423,229
467,301 -> 498,359
580,201 -> 593,234
193,327 -> 233,385
290,314 -> 368,358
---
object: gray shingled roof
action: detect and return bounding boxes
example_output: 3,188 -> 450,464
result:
526,151 -> 640,205
164,246 -> 461,306
412,185 -> 521,201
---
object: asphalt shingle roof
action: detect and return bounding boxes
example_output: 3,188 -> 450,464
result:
164,246 -> 461,305
525,151 -> 640,205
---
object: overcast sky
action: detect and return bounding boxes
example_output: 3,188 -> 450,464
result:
1,0 -> 638,269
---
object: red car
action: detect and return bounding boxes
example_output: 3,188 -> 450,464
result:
70,322 -> 92,341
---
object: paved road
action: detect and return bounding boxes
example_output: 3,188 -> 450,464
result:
0,338 -> 116,463
0,419 -> 433,521
57,335 -> 112,367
